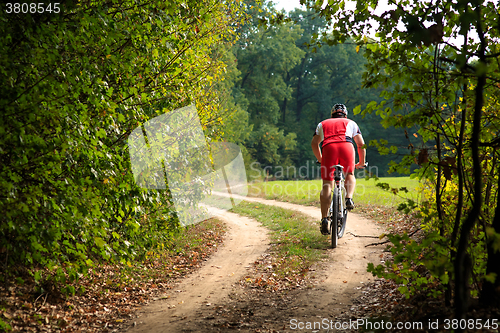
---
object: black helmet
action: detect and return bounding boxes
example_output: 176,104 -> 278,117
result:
331,103 -> 348,117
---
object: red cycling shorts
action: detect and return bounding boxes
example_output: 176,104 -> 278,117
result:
321,142 -> 355,181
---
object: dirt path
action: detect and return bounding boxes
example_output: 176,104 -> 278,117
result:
123,197 -> 386,332
124,207 -> 269,332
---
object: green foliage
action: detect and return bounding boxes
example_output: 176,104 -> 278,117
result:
397,199 -> 418,215
0,0 -> 241,284
374,182 -> 419,214
232,1 -> 400,176
0,317 -> 12,332
368,231 -> 450,299
247,123 -> 297,166
237,0 -> 404,175
315,0 -> 500,304
232,1 -> 304,172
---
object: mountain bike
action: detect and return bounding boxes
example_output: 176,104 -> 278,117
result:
328,162 -> 368,248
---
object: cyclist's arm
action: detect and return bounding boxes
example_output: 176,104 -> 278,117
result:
311,134 -> 322,163
354,134 -> 366,169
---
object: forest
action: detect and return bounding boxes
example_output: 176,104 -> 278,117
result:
234,0 -> 500,321
1,0 -> 500,331
223,0 -> 408,179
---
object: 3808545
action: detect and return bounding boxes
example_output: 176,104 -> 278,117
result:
443,318 -> 498,330
5,3 -> 60,14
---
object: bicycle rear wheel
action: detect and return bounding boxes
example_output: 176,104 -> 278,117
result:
338,187 -> 347,238
331,187 -> 340,248
338,209 -> 347,238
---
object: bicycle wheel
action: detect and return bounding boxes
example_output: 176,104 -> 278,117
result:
331,187 -> 340,248
338,187 -> 347,238
338,209 -> 347,238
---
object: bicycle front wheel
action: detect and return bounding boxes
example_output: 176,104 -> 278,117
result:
331,187 -> 340,248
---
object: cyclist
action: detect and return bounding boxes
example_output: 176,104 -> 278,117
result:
311,103 -> 366,235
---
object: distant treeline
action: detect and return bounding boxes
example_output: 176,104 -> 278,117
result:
221,0 -> 413,179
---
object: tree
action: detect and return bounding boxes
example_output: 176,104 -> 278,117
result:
0,0 -> 241,284
314,0 -> 500,321
234,1 -> 400,177
285,9 -> 365,166
232,0 -> 303,172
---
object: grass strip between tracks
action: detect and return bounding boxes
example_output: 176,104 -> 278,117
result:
230,201 -> 329,286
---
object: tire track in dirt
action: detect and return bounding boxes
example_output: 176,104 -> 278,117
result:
124,196 -> 386,332
218,194 -> 387,327
125,207 -> 269,332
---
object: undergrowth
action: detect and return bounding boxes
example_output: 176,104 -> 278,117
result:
0,218 -> 226,332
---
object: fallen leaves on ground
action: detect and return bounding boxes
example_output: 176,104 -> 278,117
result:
0,220 -> 226,332
238,242 -> 318,294
337,277 -> 500,333
344,205 -> 500,332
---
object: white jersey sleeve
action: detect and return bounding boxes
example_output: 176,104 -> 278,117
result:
315,122 -> 324,141
346,121 -> 362,139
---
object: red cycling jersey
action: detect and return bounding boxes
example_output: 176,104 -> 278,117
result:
315,118 -> 361,181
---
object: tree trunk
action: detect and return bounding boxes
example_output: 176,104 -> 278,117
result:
449,85 -> 467,307
281,71 -> 291,125
295,55 -> 307,122
454,76 -> 484,326
433,47 -> 444,234
432,45 -> 453,306
282,97 -> 287,124
480,161 -> 500,306
454,13 -> 486,325
436,133 -> 444,231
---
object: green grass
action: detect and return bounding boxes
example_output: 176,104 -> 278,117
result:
230,201 -> 329,279
247,176 -> 422,208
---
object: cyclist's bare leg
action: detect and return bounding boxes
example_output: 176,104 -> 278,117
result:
320,180 -> 333,218
345,172 -> 356,198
